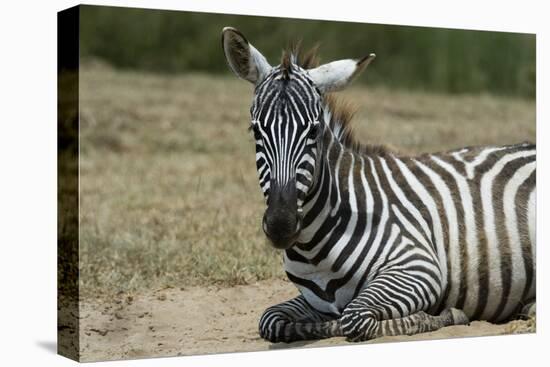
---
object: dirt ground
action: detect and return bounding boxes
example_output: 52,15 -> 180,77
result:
77,279 -> 534,362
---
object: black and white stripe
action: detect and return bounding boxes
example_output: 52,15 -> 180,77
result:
251,64 -> 322,207
254,69 -> 535,342
221,28 -> 535,343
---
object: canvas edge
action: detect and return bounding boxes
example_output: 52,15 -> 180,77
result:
57,4 -> 81,362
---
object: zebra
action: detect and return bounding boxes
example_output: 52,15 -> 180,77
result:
221,27 -> 536,343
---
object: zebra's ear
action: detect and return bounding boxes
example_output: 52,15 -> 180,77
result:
307,54 -> 376,93
222,27 -> 272,84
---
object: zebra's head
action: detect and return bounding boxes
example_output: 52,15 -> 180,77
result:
222,27 -> 374,249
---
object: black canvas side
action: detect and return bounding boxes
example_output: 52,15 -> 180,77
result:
57,4 -> 80,362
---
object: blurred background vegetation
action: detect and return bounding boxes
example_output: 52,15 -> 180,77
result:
75,5 -> 535,298
79,5 -> 535,98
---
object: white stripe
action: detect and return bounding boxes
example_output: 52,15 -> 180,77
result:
527,188 -> 536,298
528,188 -> 536,257
282,107 -> 290,183
389,204 -> 438,264
330,145 -> 344,216
480,149 -> 535,318
332,156 -> 379,308
501,161 -> 535,319
431,156 -> 478,316
314,154 -> 361,283
379,158 -> 432,243
296,181 -> 309,194
332,156 -> 378,309
356,158 -> 394,286
415,159 -> 461,308
452,146 -> 507,179
394,157 -> 447,292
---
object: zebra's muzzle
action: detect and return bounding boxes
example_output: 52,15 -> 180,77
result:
262,211 -> 302,249
262,179 -> 302,249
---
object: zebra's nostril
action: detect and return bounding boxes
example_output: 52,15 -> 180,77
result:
262,209 -> 302,249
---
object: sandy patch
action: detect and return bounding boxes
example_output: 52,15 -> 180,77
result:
77,280 -> 534,362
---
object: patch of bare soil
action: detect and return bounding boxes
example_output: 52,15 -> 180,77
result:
78,280 -> 534,362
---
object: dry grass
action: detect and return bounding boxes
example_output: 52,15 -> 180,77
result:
79,65 -> 535,299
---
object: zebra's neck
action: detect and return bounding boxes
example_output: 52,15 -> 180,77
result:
283,110 -> 391,314
290,106 -> 384,260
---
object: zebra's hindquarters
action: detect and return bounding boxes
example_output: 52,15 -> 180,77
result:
431,144 -> 536,322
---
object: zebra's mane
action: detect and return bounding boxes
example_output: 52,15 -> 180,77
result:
281,44 -> 392,157
280,41 -> 320,73
322,95 -> 392,157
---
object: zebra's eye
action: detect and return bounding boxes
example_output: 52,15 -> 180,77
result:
308,124 -> 319,140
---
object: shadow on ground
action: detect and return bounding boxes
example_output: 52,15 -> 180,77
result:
36,340 -> 57,354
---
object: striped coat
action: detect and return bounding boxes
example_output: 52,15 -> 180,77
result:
285,136 -> 535,323
222,26 -> 535,342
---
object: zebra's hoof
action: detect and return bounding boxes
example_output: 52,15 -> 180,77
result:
447,308 -> 469,325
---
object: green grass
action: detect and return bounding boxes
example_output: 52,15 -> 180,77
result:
79,5 -> 536,97
78,65 -> 535,298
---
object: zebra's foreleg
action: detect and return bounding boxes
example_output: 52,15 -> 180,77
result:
372,308 -> 469,339
259,295 -> 340,343
339,274 -> 469,342
341,304 -> 469,342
